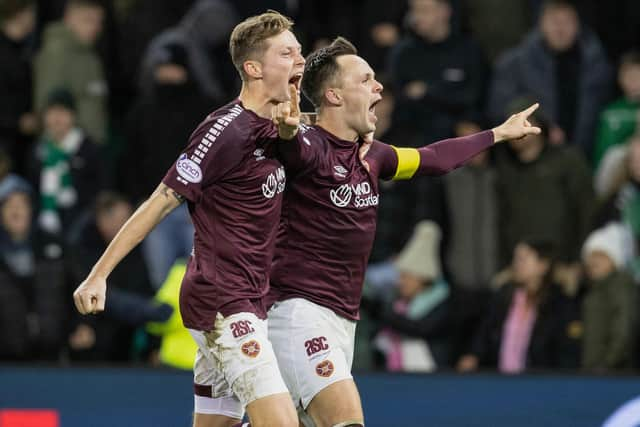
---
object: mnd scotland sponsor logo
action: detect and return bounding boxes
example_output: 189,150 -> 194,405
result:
330,181 -> 379,208
262,166 -> 286,199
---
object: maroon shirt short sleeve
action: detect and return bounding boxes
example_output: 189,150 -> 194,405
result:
162,101 -> 286,331
163,104 -> 246,202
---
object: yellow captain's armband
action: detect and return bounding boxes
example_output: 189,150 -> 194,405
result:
391,146 -> 420,180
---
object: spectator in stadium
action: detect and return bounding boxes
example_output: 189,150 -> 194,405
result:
595,136 -> 640,281
488,0 -> 612,156
457,239 -> 576,373
0,179 -> 67,361
582,223 -> 636,372
594,142 -> 630,201
31,88 -> 108,235
593,51 -> 640,168
444,118 -> 498,361
138,0 -> 239,105
373,221 -> 451,372
297,0 -> 408,72
388,0 -> 487,143
116,0 -> 195,93
67,192 -> 158,362
123,42 -> 209,287
0,0 -> 37,176
0,148 -> 28,201
34,0 -> 108,145
494,100 -> 594,268
460,0 -> 533,63
145,260 -> 197,370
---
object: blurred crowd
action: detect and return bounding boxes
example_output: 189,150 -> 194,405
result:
0,0 -> 639,375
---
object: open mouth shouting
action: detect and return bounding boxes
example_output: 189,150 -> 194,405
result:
368,97 -> 382,123
289,73 -> 303,92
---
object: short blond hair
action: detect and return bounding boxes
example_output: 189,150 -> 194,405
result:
229,10 -> 293,80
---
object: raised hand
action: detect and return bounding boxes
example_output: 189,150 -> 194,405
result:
272,84 -> 301,140
73,275 -> 107,315
492,103 -> 542,143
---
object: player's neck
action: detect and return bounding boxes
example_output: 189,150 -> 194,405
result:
316,111 -> 359,143
238,83 -> 274,119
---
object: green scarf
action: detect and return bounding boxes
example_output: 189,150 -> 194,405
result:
39,128 -> 82,232
406,279 -> 449,320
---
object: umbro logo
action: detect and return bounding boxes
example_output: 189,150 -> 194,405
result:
254,148 -> 266,161
333,165 -> 348,178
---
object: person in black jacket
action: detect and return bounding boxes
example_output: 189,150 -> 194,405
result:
121,42 -> 209,287
388,0 -> 487,143
0,179 -> 67,360
121,42 -> 214,203
457,239 -> 580,373
0,0 -> 38,176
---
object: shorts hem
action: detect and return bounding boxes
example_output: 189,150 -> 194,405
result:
194,395 -> 243,419
300,374 -> 354,410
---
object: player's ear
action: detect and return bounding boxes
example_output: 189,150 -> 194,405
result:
325,88 -> 342,106
243,60 -> 262,79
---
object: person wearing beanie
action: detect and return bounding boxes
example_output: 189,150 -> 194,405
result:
595,136 -> 640,282
582,223 -> 637,372
373,221 -> 451,372
32,87 -> 108,235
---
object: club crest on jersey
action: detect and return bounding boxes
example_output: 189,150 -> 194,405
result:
315,360 -> 334,377
330,182 -> 379,208
241,340 -> 261,358
333,165 -> 348,178
176,153 -> 202,183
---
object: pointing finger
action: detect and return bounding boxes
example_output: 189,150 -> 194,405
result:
521,103 -> 540,118
289,84 -> 300,117
282,102 -> 291,120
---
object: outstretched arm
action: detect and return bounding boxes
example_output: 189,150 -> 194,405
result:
72,183 -> 184,314
374,104 -> 542,180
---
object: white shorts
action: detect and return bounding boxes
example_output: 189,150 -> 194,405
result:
268,298 -> 356,410
189,311 -> 289,419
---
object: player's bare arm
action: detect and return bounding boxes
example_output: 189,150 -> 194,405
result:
72,183 -> 184,315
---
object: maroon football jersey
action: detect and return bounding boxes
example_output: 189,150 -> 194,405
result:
163,101 -> 286,331
270,125 -> 493,320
